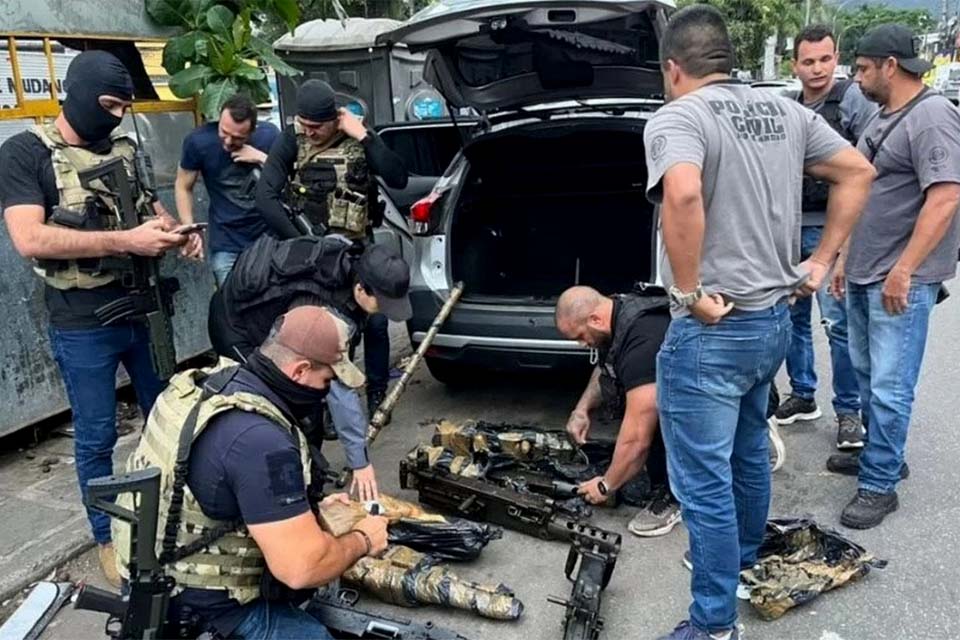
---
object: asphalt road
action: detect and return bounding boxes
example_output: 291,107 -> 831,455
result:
26,294 -> 960,639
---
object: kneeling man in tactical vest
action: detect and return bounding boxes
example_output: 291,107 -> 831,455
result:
114,305 -> 388,639
207,234 -> 412,502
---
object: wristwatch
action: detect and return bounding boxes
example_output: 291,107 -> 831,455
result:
597,478 -> 610,496
668,282 -> 705,308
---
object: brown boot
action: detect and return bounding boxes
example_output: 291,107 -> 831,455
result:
98,543 -> 122,590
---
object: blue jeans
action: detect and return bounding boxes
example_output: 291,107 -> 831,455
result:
363,313 -> 390,393
846,281 -> 938,495
210,250 -> 240,287
785,226 -> 860,415
233,600 -> 333,640
657,304 -> 790,631
48,323 -> 166,543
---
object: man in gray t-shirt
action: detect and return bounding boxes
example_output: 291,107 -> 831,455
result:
773,25 -> 878,443
645,8 -> 875,640
832,24 -> 960,531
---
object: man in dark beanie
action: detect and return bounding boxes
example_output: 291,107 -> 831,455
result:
256,79 -> 409,418
0,50 -> 201,588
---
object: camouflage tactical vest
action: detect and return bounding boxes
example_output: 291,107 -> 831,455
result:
290,123 -> 369,239
113,359 -> 312,604
29,123 -> 139,290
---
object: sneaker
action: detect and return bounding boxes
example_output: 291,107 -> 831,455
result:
98,543 -> 122,590
774,395 -> 822,425
768,418 -> 785,472
836,414 -> 865,450
682,551 -> 752,601
840,489 -> 899,529
627,487 -> 681,537
656,620 -> 740,640
826,451 -> 910,479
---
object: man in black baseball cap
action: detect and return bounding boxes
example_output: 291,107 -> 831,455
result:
829,23 -> 960,530
855,23 -> 932,79
356,243 -> 413,322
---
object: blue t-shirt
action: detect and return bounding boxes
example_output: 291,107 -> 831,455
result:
180,122 -> 280,253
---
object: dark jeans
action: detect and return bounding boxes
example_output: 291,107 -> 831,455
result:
846,281 -> 938,494
657,303 -> 790,630
48,323 -> 166,544
785,225 -> 860,415
233,600 -> 333,639
363,312 -> 390,393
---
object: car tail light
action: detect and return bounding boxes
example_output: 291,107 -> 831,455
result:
410,192 -> 440,234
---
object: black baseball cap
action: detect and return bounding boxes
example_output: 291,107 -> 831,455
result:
855,23 -> 932,75
356,244 -> 412,322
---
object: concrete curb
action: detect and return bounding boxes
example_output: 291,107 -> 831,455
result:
0,538 -> 94,604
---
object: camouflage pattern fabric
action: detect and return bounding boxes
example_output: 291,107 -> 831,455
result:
740,517 -> 887,620
343,545 -> 523,620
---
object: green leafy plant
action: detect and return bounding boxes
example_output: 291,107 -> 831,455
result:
146,0 -> 302,119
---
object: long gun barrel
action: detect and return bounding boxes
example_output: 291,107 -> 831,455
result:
366,282 -> 464,445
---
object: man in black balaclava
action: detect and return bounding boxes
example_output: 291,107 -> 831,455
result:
0,50 -> 201,589
256,79 -> 410,421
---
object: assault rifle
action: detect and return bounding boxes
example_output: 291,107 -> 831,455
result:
79,156 -> 180,379
307,589 -> 472,639
399,452 -> 620,639
74,468 -> 176,639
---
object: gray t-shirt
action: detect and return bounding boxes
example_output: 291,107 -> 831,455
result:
846,94 -> 960,285
644,82 -> 848,316
802,82 -> 877,227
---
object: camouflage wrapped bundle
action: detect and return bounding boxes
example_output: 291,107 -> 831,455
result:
319,493 -> 501,561
741,517 -> 887,620
343,546 -> 524,620
432,420 -> 578,463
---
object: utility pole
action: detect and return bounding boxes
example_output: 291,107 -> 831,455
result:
805,0 -> 811,26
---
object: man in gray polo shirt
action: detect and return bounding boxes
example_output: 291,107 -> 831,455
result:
832,24 -> 960,530
645,7 -> 875,640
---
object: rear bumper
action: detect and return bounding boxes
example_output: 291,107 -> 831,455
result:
407,289 -> 591,371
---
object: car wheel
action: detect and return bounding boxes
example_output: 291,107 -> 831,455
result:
425,357 -> 475,386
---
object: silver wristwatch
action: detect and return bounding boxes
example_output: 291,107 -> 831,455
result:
668,282 -> 705,308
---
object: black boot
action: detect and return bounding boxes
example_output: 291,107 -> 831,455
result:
826,451 -> 909,479
367,386 -> 390,426
840,489 -> 899,529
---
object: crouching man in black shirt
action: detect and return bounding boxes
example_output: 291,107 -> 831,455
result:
115,305 -> 388,639
556,286 -> 682,538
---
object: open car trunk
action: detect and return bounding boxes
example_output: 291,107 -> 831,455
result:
450,121 -> 655,303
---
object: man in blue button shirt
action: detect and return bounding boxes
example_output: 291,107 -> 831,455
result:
175,93 -> 280,284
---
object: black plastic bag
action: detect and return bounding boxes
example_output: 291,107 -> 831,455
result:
388,518 -> 503,562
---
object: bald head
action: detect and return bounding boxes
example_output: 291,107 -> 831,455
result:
555,286 -> 613,347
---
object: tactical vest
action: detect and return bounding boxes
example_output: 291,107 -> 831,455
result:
29,123 -> 139,290
800,79 -> 855,213
597,294 -> 670,415
113,359 -> 312,604
289,124 -> 370,239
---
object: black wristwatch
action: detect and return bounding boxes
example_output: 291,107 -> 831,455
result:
597,479 -> 610,496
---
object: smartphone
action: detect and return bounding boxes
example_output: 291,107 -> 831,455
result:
173,222 -> 208,235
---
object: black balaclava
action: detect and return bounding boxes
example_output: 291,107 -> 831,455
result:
62,51 -> 134,144
296,80 -> 338,122
245,349 -> 328,419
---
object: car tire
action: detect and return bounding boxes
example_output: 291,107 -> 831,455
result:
425,357 -> 476,386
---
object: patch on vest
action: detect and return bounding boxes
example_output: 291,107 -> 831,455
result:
266,449 -> 306,506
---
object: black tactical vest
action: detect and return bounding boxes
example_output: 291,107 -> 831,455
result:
800,79 -> 855,212
597,293 -> 670,415
222,234 -> 364,347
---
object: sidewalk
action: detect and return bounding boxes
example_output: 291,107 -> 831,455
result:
0,416 -> 140,604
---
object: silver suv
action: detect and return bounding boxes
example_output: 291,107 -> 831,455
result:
376,0 -> 673,383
